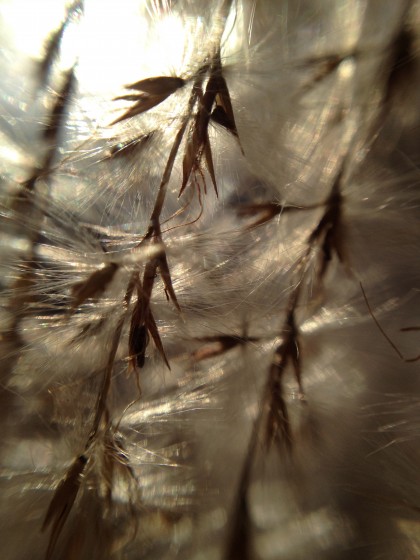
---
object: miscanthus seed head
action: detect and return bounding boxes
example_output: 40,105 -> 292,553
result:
0,1 -> 419,559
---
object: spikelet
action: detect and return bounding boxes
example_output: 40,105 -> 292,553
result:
0,1 -> 419,559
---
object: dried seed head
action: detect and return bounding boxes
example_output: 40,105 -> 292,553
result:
71,262 -> 118,311
42,455 -> 88,560
111,76 -> 185,125
129,322 -> 149,370
124,76 -> 185,95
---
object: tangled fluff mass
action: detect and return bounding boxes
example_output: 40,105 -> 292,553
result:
0,1 -> 419,559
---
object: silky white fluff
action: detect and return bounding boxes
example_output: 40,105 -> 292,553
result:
0,1 -> 419,559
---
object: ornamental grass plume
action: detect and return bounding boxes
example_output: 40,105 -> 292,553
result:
0,1 -> 419,559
